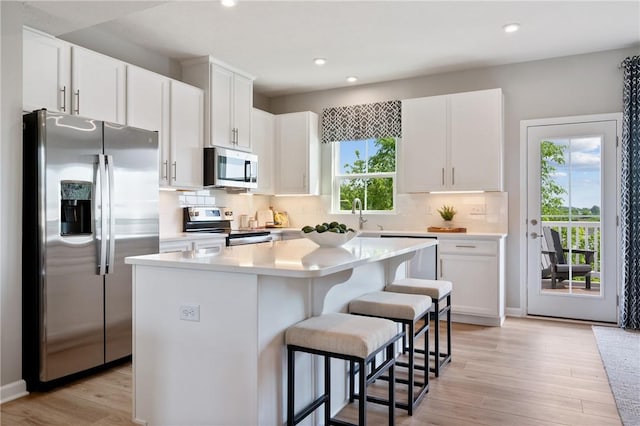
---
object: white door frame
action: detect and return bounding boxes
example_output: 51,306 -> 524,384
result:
519,113 -> 621,322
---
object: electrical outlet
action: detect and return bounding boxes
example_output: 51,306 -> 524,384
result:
469,204 -> 486,215
179,304 -> 200,322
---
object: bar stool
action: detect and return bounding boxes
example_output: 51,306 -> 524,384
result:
286,312 -> 403,426
348,291 -> 431,415
385,278 -> 452,376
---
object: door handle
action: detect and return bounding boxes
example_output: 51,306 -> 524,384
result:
97,154 -> 107,276
106,155 -> 115,274
452,167 -> 455,185
162,160 -> 168,180
172,161 -> 177,181
441,168 -> 445,186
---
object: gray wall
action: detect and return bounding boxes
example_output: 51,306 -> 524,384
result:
1,1 -> 24,396
60,26 -> 182,80
268,47 -> 637,311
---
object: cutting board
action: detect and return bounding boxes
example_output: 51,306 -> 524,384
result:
427,226 -> 467,233
256,210 -> 274,227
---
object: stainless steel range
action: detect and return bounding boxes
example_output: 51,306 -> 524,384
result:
183,207 -> 272,246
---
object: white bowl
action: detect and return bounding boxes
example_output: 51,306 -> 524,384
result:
301,230 -> 359,247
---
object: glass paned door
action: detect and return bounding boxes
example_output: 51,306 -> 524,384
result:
526,117 -> 619,322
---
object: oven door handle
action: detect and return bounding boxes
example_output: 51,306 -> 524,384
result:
227,235 -> 272,246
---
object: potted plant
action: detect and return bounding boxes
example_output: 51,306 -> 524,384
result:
437,205 -> 457,228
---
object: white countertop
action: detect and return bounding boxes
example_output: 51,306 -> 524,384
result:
160,228 -> 506,242
127,236 -> 438,278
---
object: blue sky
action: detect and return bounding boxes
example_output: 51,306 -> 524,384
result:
549,137 -> 601,210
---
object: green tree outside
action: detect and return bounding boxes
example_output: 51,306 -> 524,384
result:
339,137 -> 396,211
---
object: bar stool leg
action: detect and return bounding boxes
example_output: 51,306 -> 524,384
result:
387,344 -> 395,426
287,348 -> 295,426
432,299 -> 441,377
407,322 -> 415,416
447,294 -> 452,363
324,356 -> 331,425
358,360 -> 366,426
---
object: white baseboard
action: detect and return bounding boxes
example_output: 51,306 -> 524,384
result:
506,307 -> 525,317
1,380 -> 28,404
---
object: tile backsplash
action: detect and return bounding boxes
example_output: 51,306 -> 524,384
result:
160,190 -> 508,236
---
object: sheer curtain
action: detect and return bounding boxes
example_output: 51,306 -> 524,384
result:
621,55 -> 640,329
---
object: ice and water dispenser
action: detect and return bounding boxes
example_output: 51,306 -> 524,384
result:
60,181 -> 92,235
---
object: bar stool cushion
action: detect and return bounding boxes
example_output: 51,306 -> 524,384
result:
349,291 -> 432,321
386,278 -> 452,300
285,313 -> 398,359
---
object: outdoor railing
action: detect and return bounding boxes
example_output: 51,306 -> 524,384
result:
542,220 -> 601,278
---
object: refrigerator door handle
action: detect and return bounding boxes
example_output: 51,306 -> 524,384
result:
106,154 -> 116,274
98,154 -> 108,276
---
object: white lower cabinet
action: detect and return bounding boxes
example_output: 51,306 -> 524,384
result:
193,238 -> 225,251
160,237 -> 226,253
438,236 -> 505,326
159,240 -> 193,253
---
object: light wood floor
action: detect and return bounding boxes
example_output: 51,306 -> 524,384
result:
1,318 -> 621,426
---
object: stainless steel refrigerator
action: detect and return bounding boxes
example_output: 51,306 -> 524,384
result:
22,109 -> 159,390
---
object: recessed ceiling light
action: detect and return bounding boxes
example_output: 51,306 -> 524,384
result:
221,0 -> 237,7
503,23 -> 520,33
313,58 -> 327,66
346,76 -> 358,83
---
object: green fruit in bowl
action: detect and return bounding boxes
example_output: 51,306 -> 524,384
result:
315,224 -> 328,233
302,225 -> 315,233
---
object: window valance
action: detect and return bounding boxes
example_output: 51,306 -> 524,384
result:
321,100 -> 402,143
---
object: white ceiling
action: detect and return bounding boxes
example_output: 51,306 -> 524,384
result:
22,1 -> 640,97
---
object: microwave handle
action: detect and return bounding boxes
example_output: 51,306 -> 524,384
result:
244,160 -> 251,183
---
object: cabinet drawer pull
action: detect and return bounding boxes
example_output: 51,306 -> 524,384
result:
162,160 -> 168,180
441,168 -> 445,186
455,245 -> 477,248
60,86 -> 67,112
452,167 -> 455,185
172,161 -> 177,181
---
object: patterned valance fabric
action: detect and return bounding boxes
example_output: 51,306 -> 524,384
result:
321,100 -> 402,143
621,55 -> 640,330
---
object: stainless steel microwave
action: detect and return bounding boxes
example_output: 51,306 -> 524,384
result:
204,147 -> 258,189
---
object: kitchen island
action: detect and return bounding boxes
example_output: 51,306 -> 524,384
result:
125,236 -> 437,426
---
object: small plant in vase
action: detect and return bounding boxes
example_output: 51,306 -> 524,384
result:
437,205 -> 457,228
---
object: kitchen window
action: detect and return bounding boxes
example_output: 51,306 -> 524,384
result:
332,137 -> 397,212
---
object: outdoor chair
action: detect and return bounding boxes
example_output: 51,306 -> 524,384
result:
541,226 -> 595,289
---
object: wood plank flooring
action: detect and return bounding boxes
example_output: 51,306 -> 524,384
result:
1,318 -> 621,425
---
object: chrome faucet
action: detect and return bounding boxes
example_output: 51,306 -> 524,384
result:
351,198 -> 368,230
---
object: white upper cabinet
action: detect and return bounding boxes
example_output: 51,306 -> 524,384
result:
169,80 -> 204,189
23,27 -> 71,113
400,95 -> 447,193
71,46 -> 126,124
275,111 -> 320,195
182,57 -> 254,152
23,27 -> 126,123
126,65 -> 170,185
251,108 -> 275,195
449,89 -> 503,191
400,88 -> 503,192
